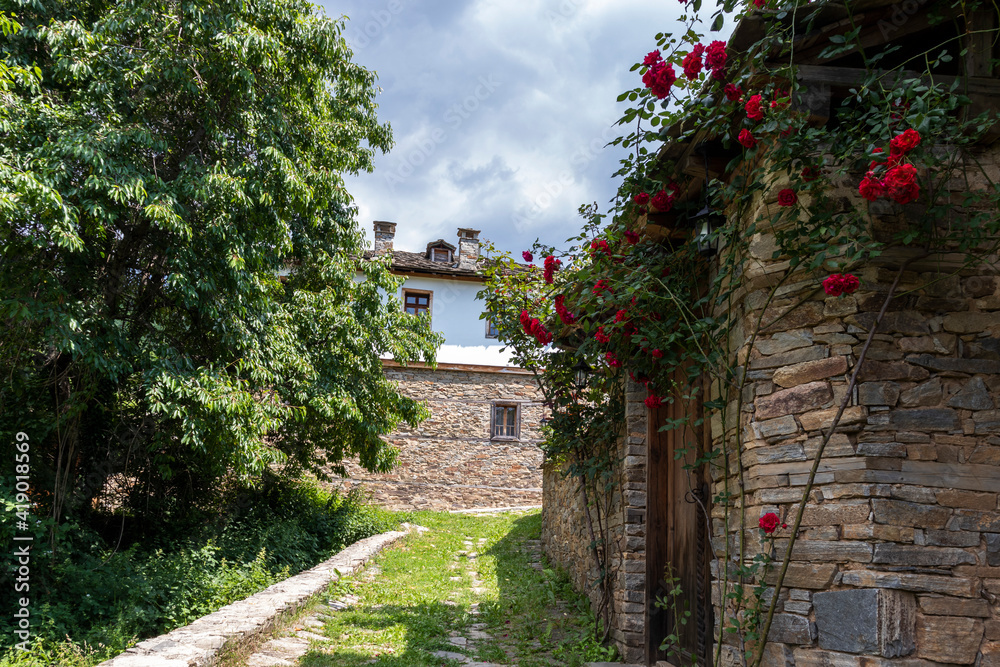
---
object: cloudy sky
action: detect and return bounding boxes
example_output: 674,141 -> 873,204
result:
315,0 -> 690,257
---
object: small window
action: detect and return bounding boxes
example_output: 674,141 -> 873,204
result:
492,403 -> 520,439
431,247 -> 451,263
404,290 -> 431,318
486,317 -> 499,339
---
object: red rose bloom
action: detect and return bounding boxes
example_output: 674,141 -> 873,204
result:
555,295 -> 575,325
592,279 -> 611,295
889,128 -> 921,157
777,188 -> 797,207
645,395 -> 663,409
858,174 -> 884,202
590,239 -> 612,258
595,326 -> 610,344
625,230 -> 640,244
615,309 -> 628,323
738,129 -> 757,148
634,192 -> 650,206
519,310 -> 531,333
884,163 -> 919,204
605,351 -> 621,368
745,94 -> 764,121
759,512 -> 780,534
682,43 -> 706,81
753,0 -> 766,7
642,62 -> 677,99
801,166 -> 819,182
705,40 -> 727,71
651,348 -> 663,359
823,273 -> 861,297
651,189 -> 675,212
543,255 -> 561,284
643,50 -> 662,66
521,250 -> 533,262
724,83 -> 743,102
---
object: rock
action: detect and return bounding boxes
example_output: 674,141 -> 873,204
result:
764,563 -> 838,590
872,499 -> 951,529
918,595 -> 991,617
899,378 -> 943,407
798,405 -> 867,432
966,337 -> 1000,360
954,510 -> 1000,532
943,311 -> 1000,334
915,615 -> 983,663
767,613 -> 815,644
753,415 -> 800,439
756,330 -> 814,356
981,642 -> 1000,667
861,341 -> 904,361
872,543 -> 976,566
840,570 -> 978,597
948,377 -> 995,410
935,489 -> 997,510
813,588 -> 915,657
925,529 -> 980,547
973,410 -> 1000,434
856,441 -> 906,457
888,408 -> 959,431
906,353 -> 1000,375
850,311 -> 931,335
756,381 -> 833,420
800,500 -> 871,526
987,533 -> 1000,566
898,334 -> 957,354
964,276 -> 997,298
773,356 -> 849,388
773,539 -> 873,563
825,296 -> 858,317
857,360 -> 930,382
761,301 -> 826,334
750,345 -> 828,370
916,296 -> 969,313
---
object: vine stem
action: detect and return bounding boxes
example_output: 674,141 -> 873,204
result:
749,256 -> 921,667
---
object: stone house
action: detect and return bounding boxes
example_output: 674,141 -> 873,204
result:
542,3 -> 1000,666
334,222 -> 544,511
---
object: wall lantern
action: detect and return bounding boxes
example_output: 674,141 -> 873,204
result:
573,359 -> 592,391
691,205 -> 724,257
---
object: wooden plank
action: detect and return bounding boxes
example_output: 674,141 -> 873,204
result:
788,64 -> 1000,98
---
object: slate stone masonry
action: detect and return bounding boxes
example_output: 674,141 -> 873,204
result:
334,365 -> 545,511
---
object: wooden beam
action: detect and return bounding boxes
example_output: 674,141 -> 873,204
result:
784,64 -> 1000,98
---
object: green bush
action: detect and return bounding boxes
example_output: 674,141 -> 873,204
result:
0,479 -> 396,667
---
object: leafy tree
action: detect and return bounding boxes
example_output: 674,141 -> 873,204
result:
0,0 -> 439,531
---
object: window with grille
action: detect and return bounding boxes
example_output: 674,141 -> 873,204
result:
492,403 -> 519,439
404,291 -> 431,318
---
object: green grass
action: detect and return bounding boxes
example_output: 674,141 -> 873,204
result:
298,510 -> 617,667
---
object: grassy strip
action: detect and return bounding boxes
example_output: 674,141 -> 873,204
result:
298,509 -> 617,667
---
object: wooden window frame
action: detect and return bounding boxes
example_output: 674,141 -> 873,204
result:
403,289 -> 433,321
491,402 -> 520,441
431,247 -> 452,263
485,316 -> 499,339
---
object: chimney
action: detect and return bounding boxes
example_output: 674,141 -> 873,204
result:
457,228 -> 480,269
373,221 -> 396,255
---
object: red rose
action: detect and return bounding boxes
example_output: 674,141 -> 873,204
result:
592,279 -> 611,295
651,348 -> 663,359
759,512 -> 780,534
625,230 -> 640,244
777,188 -> 797,207
643,50 -> 662,66
858,174 -> 884,202
738,129 -> 757,148
823,273 -> 860,297
884,164 -> 919,204
889,128 -> 921,157
543,255 -> 561,284
705,40 -> 727,71
745,94 -> 764,121
642,62 -> 677,99
651,189 -> 675,212
521,250 -> 533,262
645,395 -> 663,409
605,351 -> 621,368
634,192 -> 650,206
595,326 -> 610,344
555,295 -> 575,325
682,44 -> 705,81
801,166 -> 819,182
519,310 -> 531,333
724,83 -> 742,102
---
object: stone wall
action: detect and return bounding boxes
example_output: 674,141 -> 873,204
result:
332,364 -> 545,511
541,379 -> 648,664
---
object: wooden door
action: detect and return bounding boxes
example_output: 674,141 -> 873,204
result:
645,371 -> 712,666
